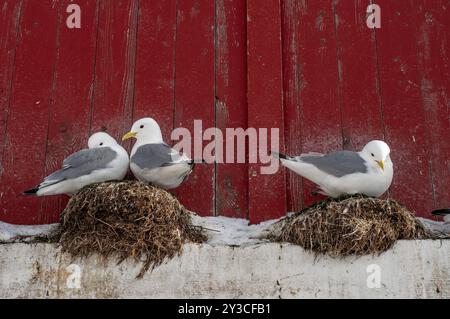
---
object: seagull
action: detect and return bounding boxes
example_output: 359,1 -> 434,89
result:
24,132 -> 129,196
122,117 -> 196,189
432,209 -> 450,223
272,140 -> 393,198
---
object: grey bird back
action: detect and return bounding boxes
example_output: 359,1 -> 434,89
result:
131,143 -> 183,170
300,150 -> 368,178
44,147 -> 117,183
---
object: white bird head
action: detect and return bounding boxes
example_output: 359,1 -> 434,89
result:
361,140 -> 391,171
88,132 -> 119,149
122,117 -> 163,144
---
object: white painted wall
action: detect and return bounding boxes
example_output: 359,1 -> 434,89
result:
0,240 -> 449,298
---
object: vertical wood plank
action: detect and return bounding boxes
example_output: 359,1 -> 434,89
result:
415,0 -> 450,213
133,0 -> 177,143
173,0 -> 215,216
0,0 -> 22,174
281,0 -> 303,213
0,0 -> 59,224
90,0 -> 138,142
293,0 -> 343,208
215,0 -> 248,218
247,0 -> 286,223
375,0 -> 435,217
333,0 -> 384,150
39,0 -> 99,224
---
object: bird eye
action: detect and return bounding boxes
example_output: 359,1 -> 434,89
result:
371,153 -> 374,157
140,125 -> 144,129
99,142 -> 103,146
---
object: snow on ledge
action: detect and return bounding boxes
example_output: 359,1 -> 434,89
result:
0,215 -> 277,246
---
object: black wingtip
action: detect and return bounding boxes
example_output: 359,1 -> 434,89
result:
23,188 -> 39,195
432,208 -> 450,216
271,151 -> 288,160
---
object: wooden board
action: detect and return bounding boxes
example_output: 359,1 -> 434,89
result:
415,0 -> 450,213
133,0 -> 177,143
333,0 -> 384,151
0,0 -> 59,224
173,0 -> 215,216
375,0 -> 435,217
215,0 -> 248,218
289,0 -> 343,208
90,0 -> 138,142
40,0 -> 99,224
247,0 -> 286,223
0,0 -> 22,175
281,0 -> 303,213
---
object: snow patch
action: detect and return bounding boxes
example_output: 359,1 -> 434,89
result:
0,214 -> 281,246
190,214 -> 279,246
0,221 -> 59,243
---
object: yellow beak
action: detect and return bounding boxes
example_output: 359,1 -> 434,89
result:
376,160 -> 385,170
122,131 -> 137,141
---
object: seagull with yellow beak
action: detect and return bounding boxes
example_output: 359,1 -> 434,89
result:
122,118 -> 195,189
272,140 -> 393,198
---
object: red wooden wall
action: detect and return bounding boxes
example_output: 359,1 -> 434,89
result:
0,0 -> 448,225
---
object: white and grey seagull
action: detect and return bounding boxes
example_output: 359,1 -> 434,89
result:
122,117 -> 196,189
272,140 -> 393,198
24,132 -> 129,196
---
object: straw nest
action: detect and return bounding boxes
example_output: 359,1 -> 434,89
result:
56,180 -> 206,277
265,195 -> 434,256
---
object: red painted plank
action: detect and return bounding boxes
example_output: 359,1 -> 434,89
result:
290,0 -> 343,208
415,0 -> 450,212
215,0 -> 248,218
173,0 -> 215,216
333,0 -> 384,150
133,0 -> 177,143
0,0 -> 59,224
247,0 -> 286,223
0,0 -> 22,172
90,0 -> 138,143
281,0 -> 303,213
375,0 -> 435,217
39,0 -> 99,224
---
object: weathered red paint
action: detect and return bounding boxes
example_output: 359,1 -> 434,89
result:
334,0 -> 384,151
215,0 -> 248,218
172,0 -> 216,216
0,0 -> 59,224
0,0 -> 22,179
133,0 -> 176,142
415,0 -> 450,212
0,0 -> 448,225
90,0 -> 138,141
247,0 -> 286,223
375,0 -> 436,217
281,0 -> 303,213
40,0 -> 99,224
285,0 -> 344,209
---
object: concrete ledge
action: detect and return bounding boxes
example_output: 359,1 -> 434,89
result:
0,240 -> 449,298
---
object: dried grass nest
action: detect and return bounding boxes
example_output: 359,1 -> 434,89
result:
265,195 -> 436,256
56,180 -> 206,277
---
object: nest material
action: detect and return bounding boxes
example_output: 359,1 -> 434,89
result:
266,195 -> 433,256
57,180 -> 206,277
